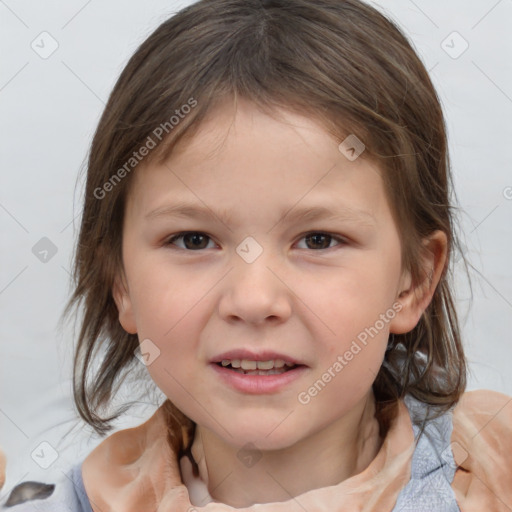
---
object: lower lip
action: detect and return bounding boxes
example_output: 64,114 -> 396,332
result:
210,363 -> 308,394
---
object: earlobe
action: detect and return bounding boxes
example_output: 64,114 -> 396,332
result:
112,274 -> 137,334
389,230 -> 448,335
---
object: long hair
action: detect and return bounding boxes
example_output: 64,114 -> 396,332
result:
63,0 -> 468,436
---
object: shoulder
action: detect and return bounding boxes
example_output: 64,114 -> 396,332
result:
451,389 -> 512,511
454,388 -> 512,414
391,395 -> 459,511
3,462 -> 92,512
0,447 -> 5,490
451,389 -> 512,459
394,391 -> 512,511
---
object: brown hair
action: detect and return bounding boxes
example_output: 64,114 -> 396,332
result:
63,0 -> 468,437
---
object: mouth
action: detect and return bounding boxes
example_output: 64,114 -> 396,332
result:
210,353 -> 308,393
214,359 -> 303,375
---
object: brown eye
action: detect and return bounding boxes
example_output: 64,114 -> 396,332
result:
166,232 -> 215,250
296,232 -> 345,251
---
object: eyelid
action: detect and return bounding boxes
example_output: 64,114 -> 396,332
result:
164,231 -> 219,250
295,231 -> 348,250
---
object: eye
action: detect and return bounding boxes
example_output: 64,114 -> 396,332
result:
164,231 -> 346,252
295,232 -> 346,251
165,232 -> 216,250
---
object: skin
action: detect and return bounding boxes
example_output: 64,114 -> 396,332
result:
113,98 -> 447,507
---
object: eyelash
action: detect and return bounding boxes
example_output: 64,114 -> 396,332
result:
164,231 -> 347,252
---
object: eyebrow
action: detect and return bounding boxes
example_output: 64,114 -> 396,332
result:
145,200 -> 376,229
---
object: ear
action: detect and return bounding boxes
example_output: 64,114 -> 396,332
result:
389,230 -> 448,334
112,272 -> 137,334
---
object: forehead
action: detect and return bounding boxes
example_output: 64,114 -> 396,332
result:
126,100 -> 391,229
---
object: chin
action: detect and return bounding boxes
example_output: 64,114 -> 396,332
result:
220,421 -> 307,452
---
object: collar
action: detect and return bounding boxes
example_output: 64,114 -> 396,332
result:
81,390 -> 512,511
82,398 -> 414,511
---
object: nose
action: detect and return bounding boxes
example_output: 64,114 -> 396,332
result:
217,247 -> 293,325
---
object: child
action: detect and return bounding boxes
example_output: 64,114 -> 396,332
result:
4,0 -> 512,510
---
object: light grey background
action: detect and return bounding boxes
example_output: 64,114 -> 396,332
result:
1,0 -> 511,499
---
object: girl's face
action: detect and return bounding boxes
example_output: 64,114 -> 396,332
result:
114,99 -> 413,450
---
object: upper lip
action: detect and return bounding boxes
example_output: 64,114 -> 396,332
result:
210,349 -> 305,366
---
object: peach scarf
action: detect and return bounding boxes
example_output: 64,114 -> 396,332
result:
81,390 -> 512,511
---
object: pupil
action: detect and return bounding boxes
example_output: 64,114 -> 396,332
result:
307,234 -> 330,249
185,233 -> 207,249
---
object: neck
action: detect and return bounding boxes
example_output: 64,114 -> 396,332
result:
193,391 -> 382,508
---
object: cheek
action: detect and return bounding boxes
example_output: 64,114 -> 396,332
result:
141,317 -> 203,407
292,258 -> 397,385
127,262 -> 216,377
128,257 -> 210,335
296,261 -> 399,336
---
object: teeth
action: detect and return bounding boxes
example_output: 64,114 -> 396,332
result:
241,360 -> 258,370
219,358 -> 296,370
256,360 -> 274,370
230,367 -> 289,375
